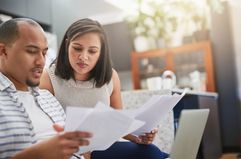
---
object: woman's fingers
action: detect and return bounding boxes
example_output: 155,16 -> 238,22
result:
138,130 -> 157,144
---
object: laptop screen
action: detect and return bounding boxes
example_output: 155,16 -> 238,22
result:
170,109 -> 209,159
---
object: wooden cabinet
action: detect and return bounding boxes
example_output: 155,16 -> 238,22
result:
131,41 -> 216,92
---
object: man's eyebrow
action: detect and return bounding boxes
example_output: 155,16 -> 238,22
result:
25,45 -> 48,51
25,45 -> 39,49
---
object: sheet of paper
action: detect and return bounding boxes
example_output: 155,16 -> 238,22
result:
94,101 -> 112,110
123,118 -> 145,136
65,104 -> 144,154
65,107 -> 93,131
131,91 -> 186,136
65,91 -> 186,153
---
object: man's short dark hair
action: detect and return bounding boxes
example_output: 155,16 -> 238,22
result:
0,18 -> 40,45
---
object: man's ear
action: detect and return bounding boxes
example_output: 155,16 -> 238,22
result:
0,43 -> 7,57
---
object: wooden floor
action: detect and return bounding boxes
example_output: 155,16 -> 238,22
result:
220,153 -> 239,159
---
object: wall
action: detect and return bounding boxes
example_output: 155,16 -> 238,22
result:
0,0 -> 122,44
229,1 -> 241,100
51,0 -> 121,46
0,0 -> 52,31
103,21 -> 134,90
210,1 -> 241,151
103,21 -> 133,71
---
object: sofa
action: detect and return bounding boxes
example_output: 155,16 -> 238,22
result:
121,89 -> 175,153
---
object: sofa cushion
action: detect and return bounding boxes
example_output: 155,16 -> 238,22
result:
121,89 -> 174,153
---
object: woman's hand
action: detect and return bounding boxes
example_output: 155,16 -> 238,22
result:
124,129 -> 158,145
124,134 -> 142,143
138,129 -> 158,145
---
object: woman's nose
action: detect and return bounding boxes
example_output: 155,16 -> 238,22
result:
79,52 -> 88,60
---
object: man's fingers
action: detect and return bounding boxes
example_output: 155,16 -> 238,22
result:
63,131 -> 92,140
53,124 -> 64,132
63,146 -> 80,155
78,138 -> 90,146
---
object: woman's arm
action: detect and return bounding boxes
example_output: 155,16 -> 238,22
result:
110,69 -> 157,144
39,69 -> 55,95
110,69 -> 122,109
109,69 -> 138,142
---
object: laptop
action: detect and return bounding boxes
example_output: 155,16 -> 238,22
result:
169,109 -> 210,159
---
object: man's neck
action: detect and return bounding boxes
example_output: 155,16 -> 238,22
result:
2,72 -> 28,91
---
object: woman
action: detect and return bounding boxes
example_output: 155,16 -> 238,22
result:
40,18 -> 168,159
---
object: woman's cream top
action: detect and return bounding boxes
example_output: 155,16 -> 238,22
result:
47,64 -> 113,109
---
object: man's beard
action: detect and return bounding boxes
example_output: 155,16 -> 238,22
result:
26,79 -> 39,87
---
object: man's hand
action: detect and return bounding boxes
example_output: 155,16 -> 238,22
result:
12,124 -> 92,159
38,124 -> 92,159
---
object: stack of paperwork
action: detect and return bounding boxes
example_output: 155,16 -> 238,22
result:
65,91 -> 185,154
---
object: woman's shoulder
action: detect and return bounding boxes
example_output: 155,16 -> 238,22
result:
47,64 -> 56,76
111,69 -> 120,87
47,64 -> 63,83
105,69 -> 119,94
111,69 -> 119,79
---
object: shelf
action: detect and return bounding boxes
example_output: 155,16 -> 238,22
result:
139,69 -> 164,79
131,41 -> 216,92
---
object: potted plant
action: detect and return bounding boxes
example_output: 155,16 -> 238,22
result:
125,0 -> 178,50
125,0 -> 224,50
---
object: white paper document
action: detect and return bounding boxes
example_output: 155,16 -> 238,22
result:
64,91 -> 185,154
65,102 -> 144,154
127,91 -> 186,136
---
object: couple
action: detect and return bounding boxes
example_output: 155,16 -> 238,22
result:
0,18 -> 168,159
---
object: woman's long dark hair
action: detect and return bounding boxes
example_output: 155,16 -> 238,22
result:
54,18 -> 112,88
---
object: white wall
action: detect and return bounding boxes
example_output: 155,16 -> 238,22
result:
229,1 -> 241,99
51,0 -> 121,46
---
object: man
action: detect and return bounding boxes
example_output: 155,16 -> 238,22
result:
0,18 -> 92,159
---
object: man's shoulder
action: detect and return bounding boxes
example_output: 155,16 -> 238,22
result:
0,90 -> 13,107
37,89 -> 58,100
0,89 -> 13,99
38,88 -> 54,95
37,88 -> 63,109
